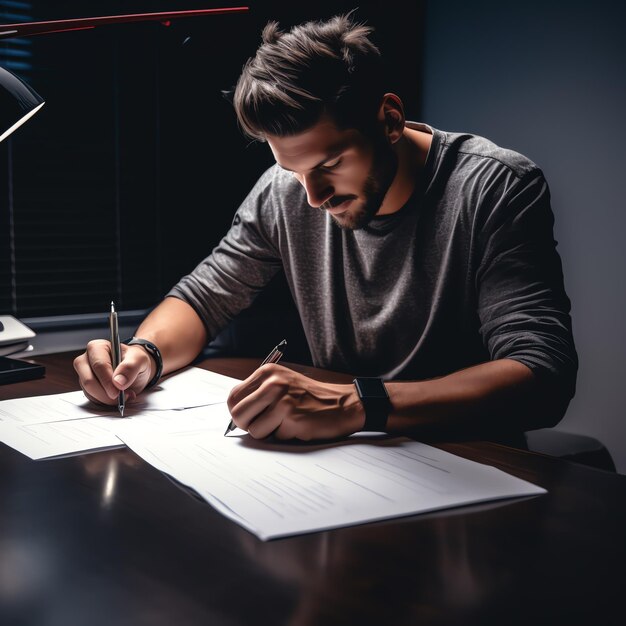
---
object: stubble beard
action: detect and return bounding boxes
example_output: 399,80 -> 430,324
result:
330,140 -> 398,231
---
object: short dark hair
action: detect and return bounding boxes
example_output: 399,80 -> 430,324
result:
233,13 -> 384,141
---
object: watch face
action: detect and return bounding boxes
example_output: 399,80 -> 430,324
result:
355,377 -> 389,399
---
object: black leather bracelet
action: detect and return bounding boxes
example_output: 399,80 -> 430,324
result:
124,337 -> 163,389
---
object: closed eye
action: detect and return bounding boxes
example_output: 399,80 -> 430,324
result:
320,156 -> 343,171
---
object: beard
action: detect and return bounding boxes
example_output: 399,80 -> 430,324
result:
329,134 -> 398,231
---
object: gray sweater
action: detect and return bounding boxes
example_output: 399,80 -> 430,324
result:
169,123 -> 577,414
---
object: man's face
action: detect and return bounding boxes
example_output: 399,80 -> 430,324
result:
266,117 -> 397,230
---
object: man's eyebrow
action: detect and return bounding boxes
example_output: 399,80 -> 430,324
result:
277,149 -> 344,173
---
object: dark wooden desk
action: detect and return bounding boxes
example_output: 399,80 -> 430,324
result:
1,352 -> 625,625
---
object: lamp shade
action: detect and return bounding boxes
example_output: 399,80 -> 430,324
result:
0,65 -> 44,143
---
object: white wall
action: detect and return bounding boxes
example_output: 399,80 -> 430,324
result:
421,0 -> 626,471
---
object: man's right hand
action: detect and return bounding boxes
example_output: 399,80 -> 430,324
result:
73,340 -> 155,407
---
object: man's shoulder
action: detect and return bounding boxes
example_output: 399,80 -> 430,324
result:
438,127 -> 541,181
239,163 -> 313,233
252,163 -> 305,202
414,123 -> 549,226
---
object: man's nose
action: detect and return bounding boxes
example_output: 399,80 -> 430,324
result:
300,172 -> 334,208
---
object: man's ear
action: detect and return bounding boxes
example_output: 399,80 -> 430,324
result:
377,93 -> 405,144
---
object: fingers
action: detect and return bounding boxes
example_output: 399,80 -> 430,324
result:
112,344 -> 153,395
79,384 -> 136,408
74,340 -> 117,405
74,340 -> 151,407
227,363 -> 274,409
228,364 -> 288,437
246,405 -> 284,439
227,366 -> 355,442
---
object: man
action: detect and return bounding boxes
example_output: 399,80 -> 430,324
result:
74,14 -> 577,441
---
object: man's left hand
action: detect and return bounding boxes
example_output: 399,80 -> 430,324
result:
226,363 -> 365,440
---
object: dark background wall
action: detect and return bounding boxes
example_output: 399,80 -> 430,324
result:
0,0 -> 423,317
421,0 -> 626,471
0,0 -> 423,360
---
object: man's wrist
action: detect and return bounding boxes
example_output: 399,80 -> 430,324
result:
342,384 -> 367,433
129,344 -> 157,385
124,337 -> 163,389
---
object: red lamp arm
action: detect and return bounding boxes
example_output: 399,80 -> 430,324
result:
0,7 -> 249,39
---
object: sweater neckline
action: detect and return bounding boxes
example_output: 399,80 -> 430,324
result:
362,122 -> 442,235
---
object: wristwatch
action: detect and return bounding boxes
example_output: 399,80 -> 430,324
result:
353,377 -> 391,432
124,337 -> 163,389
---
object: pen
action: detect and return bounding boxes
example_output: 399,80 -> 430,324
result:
223,338 -> 287,436
109,301 -> 125,417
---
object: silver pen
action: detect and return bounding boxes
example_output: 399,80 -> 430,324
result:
109,301 -> 125,417
223,339 -> 287,436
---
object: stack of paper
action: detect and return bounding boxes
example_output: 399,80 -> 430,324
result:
118,424 -> 546,540
0,366 -> 546,540
0,367 -> 240,459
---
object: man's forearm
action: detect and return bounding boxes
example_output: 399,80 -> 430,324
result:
133,296 -> 208,378
385,359 -> 538,435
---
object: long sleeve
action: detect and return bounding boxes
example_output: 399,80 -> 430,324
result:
167,168 -> 283,340
474,169 -> 578,423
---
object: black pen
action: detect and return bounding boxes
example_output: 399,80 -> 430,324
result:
223,339 -> 287,436
109,301 -> 125,417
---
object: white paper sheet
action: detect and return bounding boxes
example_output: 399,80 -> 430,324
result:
0,392 -> 111,425
118,415 -> 547,541
0,416 -> 124,460
0,368 -> 242,459
112,403 -> 231,436
0,403 -> 235,460
61,367 -> 241,411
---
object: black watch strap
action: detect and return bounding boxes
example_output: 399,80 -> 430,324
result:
353,377 -> 391,432
124,337 -> 163,389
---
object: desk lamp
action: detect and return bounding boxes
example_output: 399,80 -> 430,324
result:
0,7 -> 249,382
0,65 -> 46,379
0,65 -> 45,143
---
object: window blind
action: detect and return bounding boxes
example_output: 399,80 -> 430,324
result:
1,0 -> 422,322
